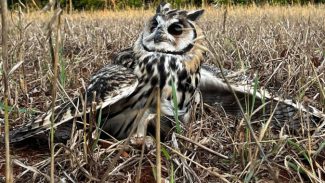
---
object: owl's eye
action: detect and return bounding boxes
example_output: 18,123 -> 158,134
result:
150,20 -> 158,32
168,23 -> 183,36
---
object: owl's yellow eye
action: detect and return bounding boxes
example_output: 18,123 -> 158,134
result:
168,23 -> 183,36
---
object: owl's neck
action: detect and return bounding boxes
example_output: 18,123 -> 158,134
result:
133,36 -> 205,73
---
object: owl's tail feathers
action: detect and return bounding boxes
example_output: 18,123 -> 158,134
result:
199,64 -> 325,133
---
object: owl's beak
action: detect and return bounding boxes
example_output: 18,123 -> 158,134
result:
154,29 -> 164,43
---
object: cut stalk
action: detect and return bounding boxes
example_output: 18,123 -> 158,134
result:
49,9 -> 62,183
156,89 -> 161,183
1,0 -> 13,182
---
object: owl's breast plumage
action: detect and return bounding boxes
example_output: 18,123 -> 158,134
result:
134,50 -> 202,118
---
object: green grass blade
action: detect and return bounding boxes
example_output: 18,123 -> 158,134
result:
59,46 -> 66,88
287,139 -> 312,165
161,146 -> 174,182
171,80 -> 181,133
161,146 -> 171,160
170,163 -> 174,183
0,102 -> 38,114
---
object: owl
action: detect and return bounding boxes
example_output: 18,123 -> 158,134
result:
7,3 -> 206,143
5,3 -> 325,143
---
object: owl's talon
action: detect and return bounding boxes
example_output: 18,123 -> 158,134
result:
130,135 -> 155,149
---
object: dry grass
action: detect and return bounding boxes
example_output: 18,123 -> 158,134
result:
0,5 -> 325,182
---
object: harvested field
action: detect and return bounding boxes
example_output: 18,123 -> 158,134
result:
0,5 -> 325,182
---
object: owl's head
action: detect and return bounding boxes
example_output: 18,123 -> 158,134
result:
140,3 -> 204,54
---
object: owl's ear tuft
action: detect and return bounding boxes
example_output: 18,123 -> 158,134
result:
187,9 -> 204,21
156,2 -> 172,14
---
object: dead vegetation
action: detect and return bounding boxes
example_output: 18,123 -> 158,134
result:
0,5 -> 325,182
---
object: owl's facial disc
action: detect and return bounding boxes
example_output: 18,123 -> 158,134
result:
141,5 -> 204,54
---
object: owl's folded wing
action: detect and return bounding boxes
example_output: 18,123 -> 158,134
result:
6,64 -> 138,143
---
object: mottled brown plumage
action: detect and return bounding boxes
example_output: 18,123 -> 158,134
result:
6,3 -> 206,143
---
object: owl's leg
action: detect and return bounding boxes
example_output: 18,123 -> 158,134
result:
130,111 -> 156,148
136,111 -> 156,138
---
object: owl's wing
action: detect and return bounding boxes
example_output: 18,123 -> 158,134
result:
112,47 -> 136,69
199,63 -> 325,133
6,63 -> 138,143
